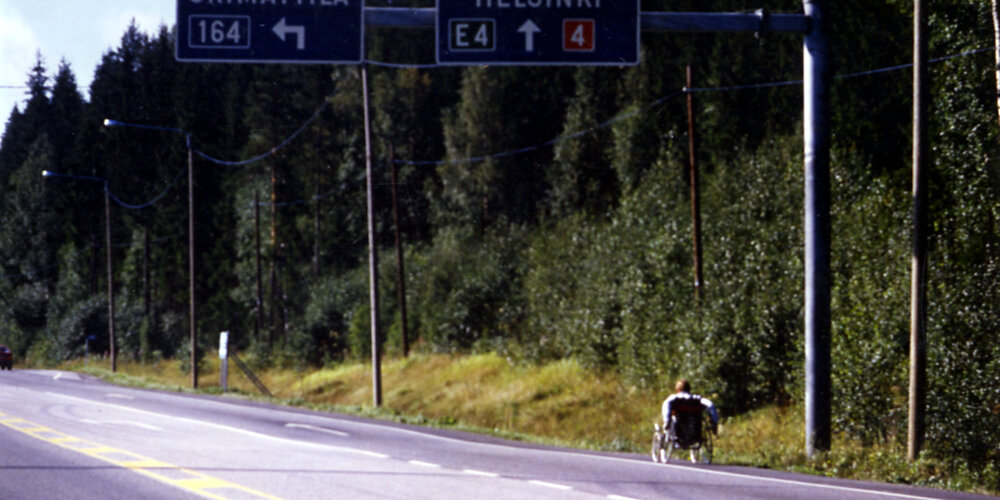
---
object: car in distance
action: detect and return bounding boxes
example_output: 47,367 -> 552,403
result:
0,345 -> 12,370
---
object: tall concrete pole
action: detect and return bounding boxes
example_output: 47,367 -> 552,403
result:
362,64 -> 382,407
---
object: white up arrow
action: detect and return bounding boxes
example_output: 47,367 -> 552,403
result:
517,19 -> 541,52
273,17 -> 306,50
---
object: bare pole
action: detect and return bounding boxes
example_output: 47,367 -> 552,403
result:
908,0 -> 929,462
255,190 -> 264,344
390,143 -> 410,357
104,182 -> 116,372
362,63 -> 382,406
187,135 -> 198,389
803,0 -> 832,455
686,65 -> 704,301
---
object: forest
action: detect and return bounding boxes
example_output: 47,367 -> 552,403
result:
1,0 -> 997,478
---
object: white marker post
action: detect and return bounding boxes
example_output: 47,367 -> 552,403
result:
219,331 -> 229,393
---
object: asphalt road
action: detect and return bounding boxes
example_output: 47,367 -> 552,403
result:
0,370 -> 990,500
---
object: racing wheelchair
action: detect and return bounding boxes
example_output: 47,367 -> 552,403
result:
650,397 -> 714,464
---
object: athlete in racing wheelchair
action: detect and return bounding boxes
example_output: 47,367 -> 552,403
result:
651,379 -> 719,464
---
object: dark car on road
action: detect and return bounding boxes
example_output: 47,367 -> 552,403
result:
0,345 -> 12,370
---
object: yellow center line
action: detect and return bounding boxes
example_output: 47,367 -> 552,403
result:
0,411 -> 285,500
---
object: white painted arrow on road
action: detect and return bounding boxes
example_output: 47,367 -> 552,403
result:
518,19 -> 541,52
273,17 -> 306,50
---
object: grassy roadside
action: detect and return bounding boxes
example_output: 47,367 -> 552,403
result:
46,353 -> 998,496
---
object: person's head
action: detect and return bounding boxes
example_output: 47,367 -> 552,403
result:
675,378 -> 690,393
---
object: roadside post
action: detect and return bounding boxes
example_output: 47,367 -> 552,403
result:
219,331 -> 229,393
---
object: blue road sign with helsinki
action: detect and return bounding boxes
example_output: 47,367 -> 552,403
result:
176,0 -> 363,64
437,0 -> 639,65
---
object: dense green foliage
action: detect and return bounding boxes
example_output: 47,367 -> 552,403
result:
1,0 -> 997,485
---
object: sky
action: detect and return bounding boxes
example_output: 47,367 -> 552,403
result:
0,0 -> 175,138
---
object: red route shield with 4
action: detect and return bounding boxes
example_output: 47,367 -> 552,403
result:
563,19 -> 595,51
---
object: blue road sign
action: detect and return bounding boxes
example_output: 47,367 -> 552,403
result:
437,0 -> 639,65
176,0 -> 363,64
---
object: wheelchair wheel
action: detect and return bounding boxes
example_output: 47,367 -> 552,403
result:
663,436 -> 675,463
699,421 -> 714,464
650,432 -> 662,463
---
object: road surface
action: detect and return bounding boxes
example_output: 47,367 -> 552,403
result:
0,370 -> 989,499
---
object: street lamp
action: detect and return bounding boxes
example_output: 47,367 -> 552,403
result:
42,170 -> 117,372
103,119 -> 198,389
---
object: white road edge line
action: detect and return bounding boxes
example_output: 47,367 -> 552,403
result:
408,460 -> 441,468
285,423 -> 349,437
528,480 -> 572,491
463,469 -> 499,477
46,392 -> 389,459
607,495 -> 640,500
42,390 -> 941,500
376,423 -> 943,500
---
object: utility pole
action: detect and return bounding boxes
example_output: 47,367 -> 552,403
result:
390,144 -> 410,357
686,65 -> 704,302
187,134 -> 197,389
255,190 -> 264,344
104,182 -> 116,372
362,63 -> 382,406
908,0 -> 929,462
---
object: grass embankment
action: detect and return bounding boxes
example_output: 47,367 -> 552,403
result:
55,353 -> 997,496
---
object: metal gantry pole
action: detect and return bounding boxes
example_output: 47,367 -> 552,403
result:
803,0 -> 832,455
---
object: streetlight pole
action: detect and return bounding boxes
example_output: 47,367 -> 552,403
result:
42,170 -> 116,371
103,119 -> 198,389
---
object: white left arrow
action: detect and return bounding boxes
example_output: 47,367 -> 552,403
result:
517,19 -> 541,52
273,17 -> 306,50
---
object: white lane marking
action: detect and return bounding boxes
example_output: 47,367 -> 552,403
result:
408,460 -> 441,468
608,495 -> 641,500
46,392 -> 389,459
41,389 -> 938,500
529,480 -> 572,491
80,419 -> 161,431
339,417 -> 945,499
285,423 -> 349,437
643,462 -> 942,500
106,394 -> 134,400
463,469 -> 499,477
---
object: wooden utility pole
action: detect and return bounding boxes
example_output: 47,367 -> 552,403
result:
908,0 -> 929,462
686,66 -> 704,301
390,144 -> 410,357
255,191 -> 264,344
